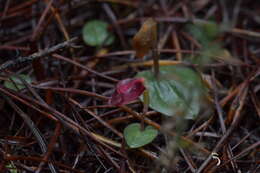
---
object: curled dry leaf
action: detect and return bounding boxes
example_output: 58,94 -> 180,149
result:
108,78 -> 146,106
132,18 -> 157,58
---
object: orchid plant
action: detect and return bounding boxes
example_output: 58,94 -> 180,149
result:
108,18 -> 210,149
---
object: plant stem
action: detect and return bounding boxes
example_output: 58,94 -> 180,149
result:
152,47 -> 160,78
140,114 -> 145,131
141,90 -> 149,131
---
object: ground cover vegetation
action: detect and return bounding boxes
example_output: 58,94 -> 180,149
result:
0,0 -> 259,172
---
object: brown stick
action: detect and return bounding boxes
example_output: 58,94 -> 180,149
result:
0,37 -> 78,71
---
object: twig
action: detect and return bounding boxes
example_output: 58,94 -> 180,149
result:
52,53 -> 118,82
179,147 -> 197,173
17,75 -> 58,173
0,93 -> 57,173
196,84 -> 248,173
0,87 -> 125,158
0,37 -> 78,71
102,3 -> 127,49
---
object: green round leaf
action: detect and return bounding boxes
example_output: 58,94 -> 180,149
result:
186,23 -> 207,43
124,123 -> 158,148
6,163 -> 17,173
136,66 -> 209,119
82,20 -> 115,46
202,21 -> 220,40
4,74 -> 32,91
186,21 -> 220,44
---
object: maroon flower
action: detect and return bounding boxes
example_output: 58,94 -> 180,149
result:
108,78 -> 146,106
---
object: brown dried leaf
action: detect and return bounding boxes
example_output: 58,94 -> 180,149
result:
132,18 -> 157,58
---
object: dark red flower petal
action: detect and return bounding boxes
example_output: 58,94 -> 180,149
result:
108,78 -> 146,106
108,91 -> 124,106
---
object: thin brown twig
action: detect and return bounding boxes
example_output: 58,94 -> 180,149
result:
1,93 -> 57,173
0,37 -> 78,71
52,54 -> 118,82
196,84 -> 248,173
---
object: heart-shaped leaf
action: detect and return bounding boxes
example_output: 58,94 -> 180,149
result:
4,74 -> 32,91
124,123 -> 158,148
82,20 -> 115,47
136,65 -> 210,119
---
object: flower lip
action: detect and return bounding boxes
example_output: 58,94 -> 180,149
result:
108,78 -> 146,106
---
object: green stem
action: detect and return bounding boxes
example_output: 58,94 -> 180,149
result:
152,48 -> 160,79
141,90 -> 149,131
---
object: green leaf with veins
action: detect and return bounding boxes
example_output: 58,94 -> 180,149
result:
124,123 -> 158,148
136,65 -> 209,119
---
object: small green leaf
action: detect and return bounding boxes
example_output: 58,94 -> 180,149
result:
186,23 -> 207,44
137,66 -> 209,119
186,21 -> 224,65
82,20 -> 115,46
186,21 -> 220,44
202,21 -> 220,40
124,123 -> 158,148
6,163 -> 17,173
191,43 -> 222,65
4,74 -> 32,91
